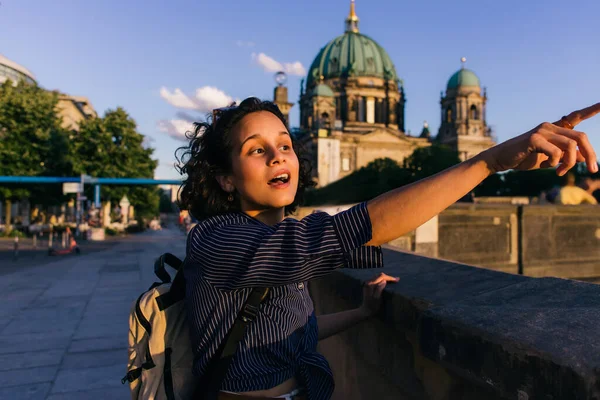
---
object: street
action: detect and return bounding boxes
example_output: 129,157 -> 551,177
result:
0,227 -> 186,399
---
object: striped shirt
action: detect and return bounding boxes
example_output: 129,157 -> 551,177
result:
184,202 -> 383,400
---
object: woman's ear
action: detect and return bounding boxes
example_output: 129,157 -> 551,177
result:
215,175 -> 235,193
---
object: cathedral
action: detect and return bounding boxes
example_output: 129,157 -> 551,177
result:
272,1 -> 496,187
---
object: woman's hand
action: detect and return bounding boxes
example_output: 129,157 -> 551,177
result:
482,102 -> 600,176
359,272 -> 400,317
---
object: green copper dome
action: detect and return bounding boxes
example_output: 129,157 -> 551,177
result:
447,68 -> 480,89
312,83 -> 335,97
306,31 -> 399,89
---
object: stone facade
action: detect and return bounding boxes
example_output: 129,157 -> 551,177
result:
292,2 -> 430,187
56,95 -> 97,131
438,63 -> 496,161
286,3 -> 496,187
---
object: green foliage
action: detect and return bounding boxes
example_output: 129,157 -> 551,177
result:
403,144 -> 461,180
0,81 -> 70,204
159,189 -> 175,213
105,227 -> 118,236
305,144 -> 460,206
304,158 -> 412,205
0,80 -> 160,219
1,229 -> 25,238
70,108 -> 159,219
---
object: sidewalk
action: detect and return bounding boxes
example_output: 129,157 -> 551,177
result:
0,227 -> 186,399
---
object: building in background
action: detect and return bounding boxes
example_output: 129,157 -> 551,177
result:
0,53 -> 96,132
56,95 -> 97,131
0,53 -> 36,85
273,1 -> 497,187
437,58 -> 496,161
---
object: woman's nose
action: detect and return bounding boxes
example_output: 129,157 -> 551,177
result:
268,148 -> 285,165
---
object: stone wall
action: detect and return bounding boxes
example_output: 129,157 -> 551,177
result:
310,249 -> 600,399
297,203 -> 600,280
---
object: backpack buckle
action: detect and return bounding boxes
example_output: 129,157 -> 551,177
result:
240,303 -> 259,322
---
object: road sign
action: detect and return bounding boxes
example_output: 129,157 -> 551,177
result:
63,183 -> 82,194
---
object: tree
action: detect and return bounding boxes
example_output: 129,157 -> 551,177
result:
0,80 -> 71,227
304,158 -> 412,206
403,144 -> 461,180
72,108 -> 159,220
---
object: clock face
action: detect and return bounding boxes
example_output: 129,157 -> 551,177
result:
471,127 -> 479,135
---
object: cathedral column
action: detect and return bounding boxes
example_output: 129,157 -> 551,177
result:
388,99 -> 396,124
347,95 -> 356,122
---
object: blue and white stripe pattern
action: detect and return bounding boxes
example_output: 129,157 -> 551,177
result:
184,202 -> 383,400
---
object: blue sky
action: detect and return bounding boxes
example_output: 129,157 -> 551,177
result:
1,0 -> 599,180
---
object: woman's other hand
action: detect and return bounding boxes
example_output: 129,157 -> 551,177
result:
359,272 -> 400,317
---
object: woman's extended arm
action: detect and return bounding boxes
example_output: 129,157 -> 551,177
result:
366,103 -> 600,246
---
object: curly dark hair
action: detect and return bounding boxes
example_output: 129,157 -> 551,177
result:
175,97 -> 315,221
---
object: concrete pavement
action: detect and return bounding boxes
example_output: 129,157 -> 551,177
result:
0,227 -> 186,399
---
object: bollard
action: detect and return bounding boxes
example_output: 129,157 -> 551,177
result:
33,233 -> 37,249
13,236 -> 19,260
48,231 -> 53,248
61,232 -> 66,248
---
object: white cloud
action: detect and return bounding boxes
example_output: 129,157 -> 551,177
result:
159,87 -> 197,110
236,40 -> 255,47
160,86 -> 237,113
157,119 -> 195,142
251,52 -> 306,76
194,86 -> 236,113
283,61 -> 306,76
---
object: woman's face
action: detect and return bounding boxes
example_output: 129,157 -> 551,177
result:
226,111 -> 299,213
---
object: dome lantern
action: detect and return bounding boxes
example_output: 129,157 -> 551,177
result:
446,57 -> 480,89
345,0 -> 359,33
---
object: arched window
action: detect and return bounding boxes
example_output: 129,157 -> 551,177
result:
446,108 -> 453,123
470,105 -> 479,120
320,112 -> 330,129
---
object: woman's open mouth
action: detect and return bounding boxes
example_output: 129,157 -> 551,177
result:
268,172 -> 291,188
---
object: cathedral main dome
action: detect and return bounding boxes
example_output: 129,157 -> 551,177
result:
305,1 -> 399,89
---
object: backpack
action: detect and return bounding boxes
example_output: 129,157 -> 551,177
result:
122,253 -> 269,400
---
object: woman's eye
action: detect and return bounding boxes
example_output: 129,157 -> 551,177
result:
250,148 -> 264,155
280,145 -> 291,151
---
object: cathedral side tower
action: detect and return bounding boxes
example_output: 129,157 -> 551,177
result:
438,57 -> 496,161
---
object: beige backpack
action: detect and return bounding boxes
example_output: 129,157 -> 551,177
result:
122,253 -> 268,400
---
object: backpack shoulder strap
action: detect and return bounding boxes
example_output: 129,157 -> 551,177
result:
200,287 -> 270,398
155,254 -> 187,311
154,253 -> 183,284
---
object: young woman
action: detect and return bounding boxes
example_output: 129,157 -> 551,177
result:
177,97 -> 599,400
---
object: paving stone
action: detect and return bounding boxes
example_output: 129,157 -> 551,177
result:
0,349 -> 63,371
46,386 -> 130,400
0,382 -> 51,400
68,336 -> 126,353
0,331 -> 71,354
60,349 -> 126,370
96,271 -> 141,288
1,304 -> 85,335
27,296 -> 88,310
73,318 -> 127,340
0,365 -> 57,387
40,281 -> 97,299
50,363 -> 124,393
